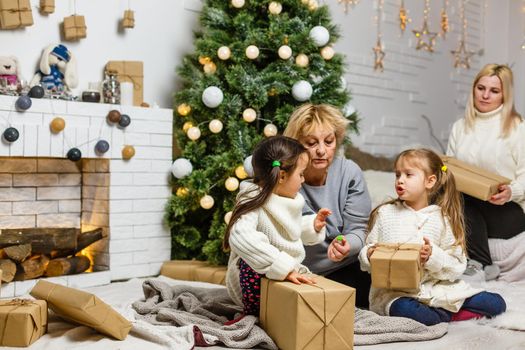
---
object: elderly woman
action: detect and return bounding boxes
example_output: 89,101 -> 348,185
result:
447,64 -> 525,281
284,103 -> 372,307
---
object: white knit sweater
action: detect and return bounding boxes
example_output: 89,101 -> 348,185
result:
226,186 -> 326,306
447,105 -> 525,211
359,202 -> 482,314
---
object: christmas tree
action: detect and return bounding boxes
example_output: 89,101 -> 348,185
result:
166,0 -> 358,265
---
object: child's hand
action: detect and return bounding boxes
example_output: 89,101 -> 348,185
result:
420,237 -> 432,265
314,208 -> 332,232
286,271 -> 316,285
367,245 -> 377,260
327,235 -> 350,262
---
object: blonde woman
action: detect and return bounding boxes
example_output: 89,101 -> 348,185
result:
447,64 -> 525,280
284,103 -> 372,308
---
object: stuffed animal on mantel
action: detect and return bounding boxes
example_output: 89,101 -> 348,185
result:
0,56 -> 22,87
30,44 -> 78,93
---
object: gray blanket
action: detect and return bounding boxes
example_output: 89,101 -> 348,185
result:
133,279 -> 448,348
132,279 -> 277,349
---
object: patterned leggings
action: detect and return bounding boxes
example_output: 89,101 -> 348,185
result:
238,258 -> 262,315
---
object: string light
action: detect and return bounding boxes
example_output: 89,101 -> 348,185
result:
338,0 -> 360,14
440,0 -> 449,38
451,0 -> 475,69
373,0 -> 385,72
398,0 -> 411,34
412,0 -> 438,52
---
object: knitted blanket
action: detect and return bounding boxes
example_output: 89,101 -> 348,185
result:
489,231 -> 525,282
133,279 -> 448,347
132,279 -> 277,350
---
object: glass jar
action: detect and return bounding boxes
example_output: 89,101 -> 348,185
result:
102,71 -> 121,104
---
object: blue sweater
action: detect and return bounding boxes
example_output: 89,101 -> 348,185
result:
300,157 -> 372,275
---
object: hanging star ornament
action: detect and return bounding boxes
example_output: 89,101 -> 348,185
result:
338,0 -> 360,14
412,20 -> 438,52
451,39 -> 475,69
373,39 -> 385,72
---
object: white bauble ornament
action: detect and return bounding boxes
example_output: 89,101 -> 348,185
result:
268,2 -> 282,15
242,108 -> 257,123
291,80 -> 313,101
231,0 -> 245,8
235,165 -> 248,179
200,195 -> 215,209
310,74 -> 323,84
243,155 -> 254,177
295,53 -> 309,67
224,211 -> 233,224
343,103 -> 356,117
187,126 -> 201,140
245,45 -> 260,59
202,86 -> 224,108
309,26 -> 330,47
171,158 -> 193,179
263,124 -> 278,137
278,45 -> 292,59
217,46 -> 231,60
225,177 -> 240,191
209,119 -> 223,133
320,46 -> 335,60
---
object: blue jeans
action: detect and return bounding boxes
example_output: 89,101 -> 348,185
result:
389,291 -> 506,326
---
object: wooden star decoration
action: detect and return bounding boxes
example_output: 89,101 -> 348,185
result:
451,39 -> 475,69
338,0 -> 360,14
372,39 -> 385,72
412,20 -> 438,52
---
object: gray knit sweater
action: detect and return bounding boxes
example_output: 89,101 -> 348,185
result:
300,157 -> 372,275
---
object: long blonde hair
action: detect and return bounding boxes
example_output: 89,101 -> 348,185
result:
368,149 -> 466,252
465,64 -> 522,138
283,103 -> 349,147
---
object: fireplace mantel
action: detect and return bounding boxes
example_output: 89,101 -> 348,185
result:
0,95 -> 173,296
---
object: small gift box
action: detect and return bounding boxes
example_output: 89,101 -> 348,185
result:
370,243 -> 422,290
39,0 -> 54,14
63,15 -> 87,41
105,61 -> 144,106
30,280 -> 131,340
0,299 -> 47,347
441,155 -> 511,201
0,0 -> 33,29
122,10 -> 134,28
260,275 -> 355,350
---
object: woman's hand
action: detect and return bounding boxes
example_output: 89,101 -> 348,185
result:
314,208 -> 332,232
285,271 -> 316,285
327,236 -> 350,262
420,237 -> 433,265
489,184 -> 511,205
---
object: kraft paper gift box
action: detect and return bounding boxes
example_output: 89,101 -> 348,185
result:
0,299 -> 47,347
122,10 -> 134,28
370,243 -> 422,290
0,0 -> 33,29
63,15 -> 87,41
441,155 -> 511,201
30,280 -> 131,340
39,0 -> 54,14
160,260 -> 209,281
260,275 -> 355,350
105,61 -> 144,106
193,265 -> 227,285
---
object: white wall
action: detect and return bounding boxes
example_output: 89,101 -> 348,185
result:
0,0 -> 521,156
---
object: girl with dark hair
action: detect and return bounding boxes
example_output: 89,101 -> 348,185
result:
224,136 -> 331,315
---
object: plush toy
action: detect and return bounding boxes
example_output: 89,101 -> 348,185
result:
0,56 -> 22,87
30,44 -> 78,92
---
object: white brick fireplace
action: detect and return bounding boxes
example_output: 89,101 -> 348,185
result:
0,95 -> 173,297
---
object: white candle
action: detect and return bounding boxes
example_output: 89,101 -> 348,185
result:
120,82 -> 134,106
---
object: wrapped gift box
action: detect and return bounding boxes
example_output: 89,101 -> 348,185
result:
441,155 -> 511,201
30,280 -> 131,340
160,260 -> 226,285
260,275 -> 355,350
0,0 -> 33,29
0,299 -> 47,347
370,243 -> 422,290
63,15 -> 87,41
105,61 -> 143,106
39,0 -> 54,14
122,10 -> 134,28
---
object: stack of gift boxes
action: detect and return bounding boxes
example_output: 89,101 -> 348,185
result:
0,0 -> 33,29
